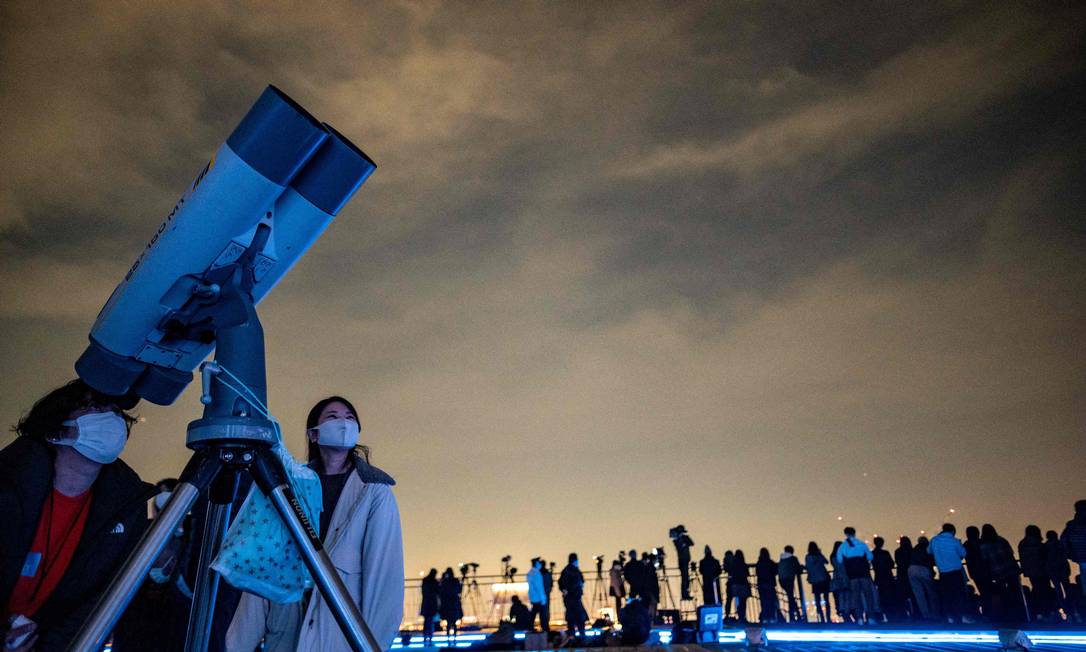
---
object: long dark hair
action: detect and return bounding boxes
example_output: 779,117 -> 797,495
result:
305,395 -> 370,467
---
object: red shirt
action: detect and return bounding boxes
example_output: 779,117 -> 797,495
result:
5,488 -> 93,618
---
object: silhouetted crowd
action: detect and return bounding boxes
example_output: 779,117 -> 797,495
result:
422,501 -> 1086,641
648,507 -> 1086,627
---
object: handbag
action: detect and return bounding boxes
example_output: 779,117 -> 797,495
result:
211,441 -> 323,603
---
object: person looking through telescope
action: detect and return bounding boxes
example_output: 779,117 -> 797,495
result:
1,380 -> 155,652
226,396 -> 404,652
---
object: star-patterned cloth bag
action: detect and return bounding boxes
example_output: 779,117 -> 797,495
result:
211,442 -> 323,603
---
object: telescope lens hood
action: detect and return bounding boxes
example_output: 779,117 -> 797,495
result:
132,364 -> 193,406
76,340 -> 193,406
226,85 -> 327,186
76,340 -> 145,396
291,124 -> 376,216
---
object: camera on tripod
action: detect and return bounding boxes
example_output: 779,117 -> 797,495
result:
652,547 -> 667,570
499,555 -> 517,582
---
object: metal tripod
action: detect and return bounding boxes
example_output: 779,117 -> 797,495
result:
657,562 -> 677,611
589,559 -> 608,617
66,235 -> 381,652
461,566 -> 484,626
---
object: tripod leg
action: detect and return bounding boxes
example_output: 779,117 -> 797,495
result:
67,451 -> 221,652
251,448 -> 381,652
185,468 -> 241,652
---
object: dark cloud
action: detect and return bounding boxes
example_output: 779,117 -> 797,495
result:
2,0 -> 1084,577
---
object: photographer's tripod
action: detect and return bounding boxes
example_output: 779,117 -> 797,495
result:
66,241 -> 380,652
656,556 -> 677,611
682,562 -> 701,619
486,557 -> 516,626
460,564 -> 484,623
589,557 -> 608,617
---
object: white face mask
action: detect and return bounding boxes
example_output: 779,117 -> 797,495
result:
315,418 -> 359,449
58,411 -> 128,464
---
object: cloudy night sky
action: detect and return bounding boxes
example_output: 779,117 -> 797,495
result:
1,1 -> 1084,578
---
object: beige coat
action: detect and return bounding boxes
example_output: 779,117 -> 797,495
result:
226,462 -> 404,652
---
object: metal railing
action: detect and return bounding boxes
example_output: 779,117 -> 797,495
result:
399,566 -> 814,630
398,562 -> 1058,631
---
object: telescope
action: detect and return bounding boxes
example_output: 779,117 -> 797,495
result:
75,85 -> 374,406
67,86 -> 382,652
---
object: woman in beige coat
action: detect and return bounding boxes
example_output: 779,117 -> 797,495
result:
226,396 -> 405,652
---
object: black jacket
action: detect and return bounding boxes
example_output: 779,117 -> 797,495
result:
1017,535 -> 1046,578
673,534 -> 694,562
0,436 -> 155,651
755,558 -> 778,587
872,549 -> 895,584
1061,517 -> 1086,563
558,563 -> 584,599
420,576 -> 440,617
623,559 -> 645,598
698,555 -> 722,581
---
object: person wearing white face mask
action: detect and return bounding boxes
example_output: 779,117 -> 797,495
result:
227,395 -> 404,652
1,380 -> 155,652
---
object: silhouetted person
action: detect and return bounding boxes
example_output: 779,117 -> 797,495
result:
830,541 -> 851,621
541,559 -> 554,614
609,559 -> 626,614
642,552 -> 660,618
806,542 -> 831,623
1045,530 -> 1073,620
835,527 -> 878,624
1019,525 -> 1051,620
964,526 -> 990,620
872,537 -> 897,621
699,546 -> 722,605
894,536 -> 916,621
728,550 -> 751,622
722,550 -> 736,618
909,536 -> 939,621
778,545 -> 803,622
618,598 -> 651,645
420,568 -> 440,645
931,523 -> 969,623
672,525 -> 695,600
558,553 -> 588,637
439,567 -> 463,638
756,548 -> 780,623
980,524 -> 1022,623
623,549 -> 644,600
509,595 -> 533,631
1060,500 -> 1086,597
